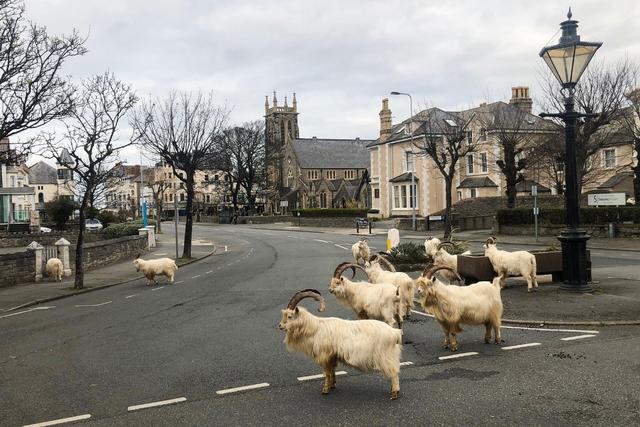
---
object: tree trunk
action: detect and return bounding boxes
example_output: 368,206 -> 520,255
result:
505,174 -> 517,209
634,142 -> 640,206
156,199 -> 162,233
182,174 -> 195,259
443,177 -> 453,240
74,188 -> 90,289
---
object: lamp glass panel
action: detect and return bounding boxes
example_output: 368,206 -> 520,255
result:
542,44 -> 600,85
570,45 -> 599,84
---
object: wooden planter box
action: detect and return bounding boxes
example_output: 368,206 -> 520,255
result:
456,250 -> 591,284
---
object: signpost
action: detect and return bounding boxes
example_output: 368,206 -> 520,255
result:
587,193 -> 626,207
532,185 -> 538,242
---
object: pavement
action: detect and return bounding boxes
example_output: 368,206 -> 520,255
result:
1,223 -> 639,426
0,228 -> 216,312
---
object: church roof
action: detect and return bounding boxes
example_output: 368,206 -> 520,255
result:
291,138 -> 372,170
29,161 -> 58,184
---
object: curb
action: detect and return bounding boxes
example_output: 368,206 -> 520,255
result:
6,246 -> 218,312
501,318 -> 640,327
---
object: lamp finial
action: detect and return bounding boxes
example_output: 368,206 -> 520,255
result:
567,7 -> 572,20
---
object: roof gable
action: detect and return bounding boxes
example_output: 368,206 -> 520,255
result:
28,161 -> 58,184
291,138 -> 372,170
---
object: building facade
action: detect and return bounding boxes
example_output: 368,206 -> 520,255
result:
0,138 -> 36,230
28,150 -> 76,219
264,93 -> 372,213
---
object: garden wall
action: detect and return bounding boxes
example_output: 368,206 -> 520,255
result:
69,235 -> 148,270
0,250 -> 36,288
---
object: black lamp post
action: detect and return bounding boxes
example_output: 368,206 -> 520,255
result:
539,8 -> 602,292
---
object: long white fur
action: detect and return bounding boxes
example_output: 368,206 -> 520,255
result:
416,274 -> 503,351
424,237 -> 441,258
280,306 -> 401,398
365,260 -> 415,318
351,239 -> 371,266
329,276 -> 403,328
133,257 -> 178,285
483,242 -> 538,292
46,258 -> 64,282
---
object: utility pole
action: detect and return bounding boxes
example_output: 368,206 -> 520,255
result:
174,184 -> 179,260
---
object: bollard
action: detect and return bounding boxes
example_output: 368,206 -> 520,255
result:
608,223 -> 615,239
369,221 -> 372,235
27,241 -> 44,282
387,228 -> 400,252
55,238 -> 72,277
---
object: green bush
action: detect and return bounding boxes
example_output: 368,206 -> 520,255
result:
45,198 -> 78,230
389,242 -> 427,263
497,206 -> 640,226
104,220 -> 157,239
290,208 -> 369,218
97,210 -> 120,228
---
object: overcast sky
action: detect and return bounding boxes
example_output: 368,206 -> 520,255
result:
26,0 -> 640,165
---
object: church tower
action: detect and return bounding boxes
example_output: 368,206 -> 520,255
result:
264,91 -> 299,198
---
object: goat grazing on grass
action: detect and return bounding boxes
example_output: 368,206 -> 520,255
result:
46,258 -> 64,282
279,289 -> 402,399
133,255 -> 178,286
483,237 -> 538,292
415,265 -> 503,352
329,262 -> 403,328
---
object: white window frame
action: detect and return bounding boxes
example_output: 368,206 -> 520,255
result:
467,154 -> 474,174
326,170 -> 336,180
392,183 -> 418,209
345,170 -> 356,180
307,170 -> 319,180
404,151 -> 415,172
480,152 -> 488,173
603,148 -> 616,169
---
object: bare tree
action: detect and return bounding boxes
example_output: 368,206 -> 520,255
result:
133,91 -> 229,258
539,58 -> 636,197
145,169 -> 169,232
620,89 -> 640,205
413,108 -> 477,239
527,132 -> 565,195
0,0 -> 86,148
41,72 -> 138,289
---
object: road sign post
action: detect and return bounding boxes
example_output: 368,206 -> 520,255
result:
532,185 -> 539,242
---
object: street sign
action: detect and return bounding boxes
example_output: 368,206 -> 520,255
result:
428,215 -> 443,221
533,207 -> 539,215
587,193 -> 626,206
531,185 -> 537,197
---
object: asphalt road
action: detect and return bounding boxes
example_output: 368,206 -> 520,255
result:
1,224 -> 639,426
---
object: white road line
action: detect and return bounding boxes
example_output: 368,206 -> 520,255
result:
502,343 -> 541,351
410,309 -> 435,318
224,245 -> 228,252
151,287 -> 164,292
127,397 -> 187,412
175,281 -> 184,284
334,244 -> 350,250
192,275 -> 201,279
23,413 -> 91,427
205,270 -> 213,274
154,253 -> 167,256
216,382 -> 270,395
501,325 -> 599,334
438,352 -> 479,360
297,371 -> 347,382
75,301 -> 112,307
0,306 -> 55,319
560,334 -> 597,341
313,239 -> 333,244
125,294 -> 137,299
400,361 -> 414,366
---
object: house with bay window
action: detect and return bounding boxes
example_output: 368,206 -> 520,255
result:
0,138 -> 37,231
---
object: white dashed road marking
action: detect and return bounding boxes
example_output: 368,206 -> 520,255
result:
313,239 -> 333,244
400,361 -> 414,366
0,306 -> 55,319
411,309 -> 435,318
127,397 -> 187,412
438,352 -> 479,360
560,334 -> 597,341
297,371 -> 347,382
125,294 -> 137,299
23,413 -> 91,427
502,343 -> 541,351
501,325 -> 599,334
334,244 -> 350,250
205,270 -> 213,274
151,287 -> 164,292
191,275 -> 201,279
216,383 -> 270,395
75,301 -> 112,308
175,281 -> 184,284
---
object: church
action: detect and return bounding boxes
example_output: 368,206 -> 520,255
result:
264,92 -> 372,214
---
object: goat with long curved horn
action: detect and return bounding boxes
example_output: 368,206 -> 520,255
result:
437,242 -> 455,253
287,289 -> 326,312
372,254 -> 397,272
422,265 -> 463,283
333,262 -> 370,282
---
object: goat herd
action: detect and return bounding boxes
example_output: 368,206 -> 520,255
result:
279,236 -> 539,400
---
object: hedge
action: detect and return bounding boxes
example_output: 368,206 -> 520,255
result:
290,208 -> 369,218
497,207 -> 640,226
104,220 -> 157,239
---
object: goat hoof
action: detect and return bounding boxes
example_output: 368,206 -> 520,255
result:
322,387 -> 331,394
390,391 -> 399,400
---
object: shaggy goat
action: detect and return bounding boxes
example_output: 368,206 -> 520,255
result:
351,237 -> 371,266
424,236 -> 442,258
133,256 -> 178,286
366,254 -> 415,318
46,258 -> 64,282
431,242 -> 467,285
483,237 -> 538,292
416,265 -> 503,352
329,262 -> 403,328
279,289 -> 402,399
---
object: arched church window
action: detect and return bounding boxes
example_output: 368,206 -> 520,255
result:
288,120 -> 293,138
280,121 -> 285,141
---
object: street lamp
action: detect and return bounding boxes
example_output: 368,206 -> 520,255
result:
390,91 -> 417,231
539,8 -> 602,292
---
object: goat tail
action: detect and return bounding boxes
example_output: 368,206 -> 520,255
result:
530,255 -> 537,274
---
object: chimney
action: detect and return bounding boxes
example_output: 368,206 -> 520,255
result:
379,98 -> 392,141
509,86 -> 533,114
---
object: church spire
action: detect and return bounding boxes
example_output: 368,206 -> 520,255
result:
272,91 -> 278,107
292,92 -> 297,112
284,95 -> 288,107
264,95 -> 269,113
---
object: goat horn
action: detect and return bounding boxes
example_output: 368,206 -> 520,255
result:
437,242 -> 455,252
134,253 -> 141,260
485,237 -> 496,245
421,263 -> 434,277
426,236 -> 434,241
376,255 -> 397,272
423,265 -> 463,283
287,289 -> 326,312
334,262 -> 370,282
359,237 -> 369,242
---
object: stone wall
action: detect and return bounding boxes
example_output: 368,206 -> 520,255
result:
496,223 -> 640,238
69,235 -> 148,271
0,231 -> 106,248
0,250 -> 36,288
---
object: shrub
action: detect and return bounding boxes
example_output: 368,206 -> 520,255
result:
104,220 -> 157,239
290,208 -> 369,218
97,210 -> 120,228
497,207 -> 640,226
45,198 -> 78,230
389,242 -> 427,263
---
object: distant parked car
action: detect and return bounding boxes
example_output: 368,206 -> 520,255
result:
85,219 -> 103,231
39,226 -> 52,233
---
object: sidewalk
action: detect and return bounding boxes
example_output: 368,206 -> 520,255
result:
0,231 -> 215,312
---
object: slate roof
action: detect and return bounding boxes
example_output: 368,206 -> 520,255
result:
457,176 -> 498,188
516,179 -> 551,193
0,187 -> 34,195
389,172 -> 419,183
291,138 -> 372,170
598,171 -> 633,189
28,161 -> 57,184
59,148 -> 74,167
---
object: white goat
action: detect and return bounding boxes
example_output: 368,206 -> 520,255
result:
416,265 -> 503,352
366,254 -> 415,318
431,242 -> 467,285
133,256 -> 178,286
329,262 -> 403,328
46,258 -> 64,282
351,237 -> 371,266
483,237 -> 538,292
424,236 -> 442,258
279,289 -> 402,399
